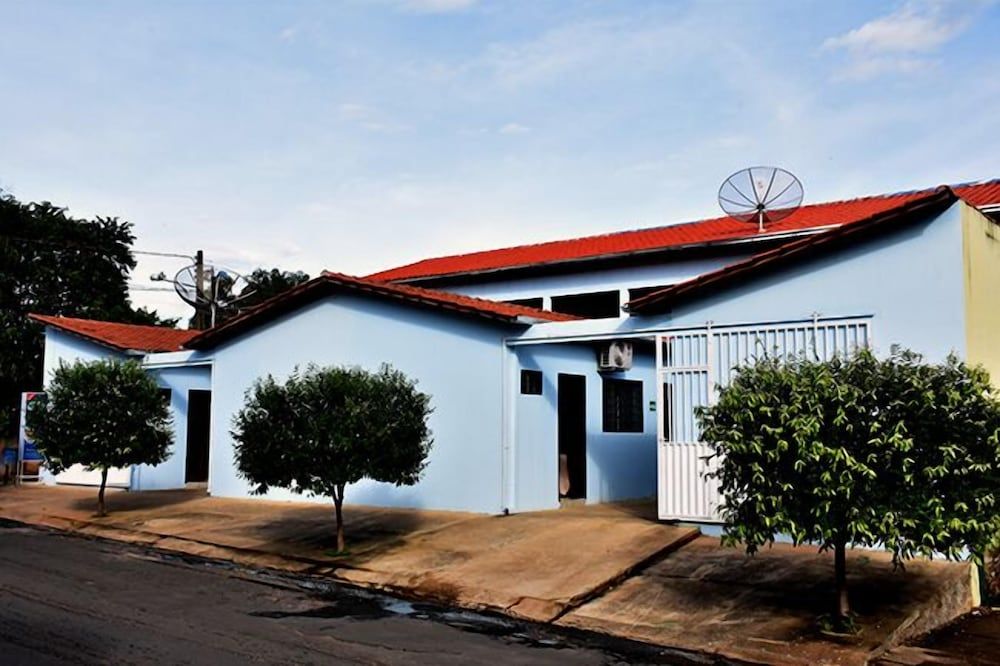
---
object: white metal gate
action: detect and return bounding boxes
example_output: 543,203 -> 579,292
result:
656,317 -> 872,521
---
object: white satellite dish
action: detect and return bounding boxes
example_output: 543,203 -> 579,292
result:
718,166 -> 804,232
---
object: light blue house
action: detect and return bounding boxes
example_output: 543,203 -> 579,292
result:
30,316 -> 211,491
31,179 -> 1000,523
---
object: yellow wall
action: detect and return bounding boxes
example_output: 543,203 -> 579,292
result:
962,201 -> 1000,386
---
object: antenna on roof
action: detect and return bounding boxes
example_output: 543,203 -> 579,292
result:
172,251 -> 253,329
718,166 -> 803,233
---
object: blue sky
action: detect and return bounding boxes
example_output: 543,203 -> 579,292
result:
1,0 -> 998,320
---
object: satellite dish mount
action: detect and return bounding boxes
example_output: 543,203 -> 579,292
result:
718,166 -> 804,233
173,251 -> 252,329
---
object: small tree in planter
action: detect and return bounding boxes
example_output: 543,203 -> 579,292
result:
697,348 -> 1000,632
26,359 -> 173,516
232,364 -> 433,553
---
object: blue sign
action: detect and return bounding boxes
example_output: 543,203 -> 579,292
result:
18,392 -> 46,478
22,441 -> 44,462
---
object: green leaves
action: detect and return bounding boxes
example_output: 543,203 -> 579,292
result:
25,359 -> 174,473
698,349 -> 1000,564
231,364 -> 434,500
1,190 -> 176,436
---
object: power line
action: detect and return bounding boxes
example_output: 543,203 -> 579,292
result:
134,250 -> 195,260
128,285 -> 177,292
2,234 -> 193,261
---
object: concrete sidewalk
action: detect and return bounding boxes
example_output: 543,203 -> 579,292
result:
0,485 -> 979,665
0,485 -> 697,623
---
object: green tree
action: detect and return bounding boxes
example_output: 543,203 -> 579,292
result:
233,364 -> 433,552
26,359 -> 174,516
0,191 -> 176,437
206,267 -> 310,327
696,349 -> 1000,631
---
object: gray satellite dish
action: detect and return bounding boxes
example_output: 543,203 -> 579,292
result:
718,166 -> 804,232
173,263 -> 252,327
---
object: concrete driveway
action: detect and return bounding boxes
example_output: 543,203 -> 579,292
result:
559,535 -> 978,666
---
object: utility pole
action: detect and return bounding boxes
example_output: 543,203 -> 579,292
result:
193,250 -> 209,330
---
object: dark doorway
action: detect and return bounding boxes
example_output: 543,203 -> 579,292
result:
185,390 -> 211,483
557,374 -> 587,500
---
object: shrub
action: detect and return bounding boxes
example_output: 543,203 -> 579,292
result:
27,359 -> 173,516
697,348 -> 1000,630
232,364 -> 433,552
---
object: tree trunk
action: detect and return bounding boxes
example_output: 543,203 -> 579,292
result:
333,484 -> 346,553
97,468 -> 109,517
834,539 -> 850,628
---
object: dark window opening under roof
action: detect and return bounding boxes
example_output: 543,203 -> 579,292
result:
551,290 -> 620,319
507,297 -> 544,309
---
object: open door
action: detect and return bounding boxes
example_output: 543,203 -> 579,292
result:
557,374 -> 586,500
185,390 -> 211,484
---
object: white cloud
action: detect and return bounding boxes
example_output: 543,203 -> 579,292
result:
823,1 -> 984,80
278,26 -> 297,42
337,102 -> 407,132
397,0 -> 477,14
823,4 -> 968,54
499,122 -> 530,135
834,56 -> 932,81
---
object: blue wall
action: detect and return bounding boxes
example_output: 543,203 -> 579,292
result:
512,342 -> 657,511
512,204 -> 968,364
443,256 -> 744,306
207,294 -> 514,513
40,328 -> 210,491
42,329 -> 124,378
656,204 -> 967,361
135,364 -> 212,490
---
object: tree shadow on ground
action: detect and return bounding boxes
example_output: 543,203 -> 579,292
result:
70,488 -> 206,516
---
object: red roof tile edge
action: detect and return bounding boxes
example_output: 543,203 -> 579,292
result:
29,314 -> 198,353
183,272 -> 577,350
366,179 -> 1000,283
625,187 -> 959,314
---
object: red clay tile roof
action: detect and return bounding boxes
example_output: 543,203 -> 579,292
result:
319,271 -> 578,322
185,272 -> 577,350
367,179 -> 1000,283
29,314 -> 197,353
625,187 -> 958,314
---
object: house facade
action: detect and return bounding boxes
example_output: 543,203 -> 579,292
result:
30,179 -> 1000,523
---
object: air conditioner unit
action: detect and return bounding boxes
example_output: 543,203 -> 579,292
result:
598,341 -> 633,372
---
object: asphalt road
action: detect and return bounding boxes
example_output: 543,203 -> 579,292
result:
0,521 -> 720,665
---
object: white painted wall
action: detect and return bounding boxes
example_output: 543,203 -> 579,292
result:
207,294 -> 513,513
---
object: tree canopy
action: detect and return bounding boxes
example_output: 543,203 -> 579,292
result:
26,358 -> 174,516
233,364 -> 432,551
196,267 -> 311,328
697,348 -> 1000,629
1,190 -> 175,437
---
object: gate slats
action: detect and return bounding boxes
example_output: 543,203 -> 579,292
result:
658,318 -> 872,521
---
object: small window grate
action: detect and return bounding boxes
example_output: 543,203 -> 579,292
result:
603,378 -> 643,432
520,369 -> 543,395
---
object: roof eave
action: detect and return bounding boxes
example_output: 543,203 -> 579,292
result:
625,187 -> 958,315
183,275 -> 547,350
377,225 -> 840,285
